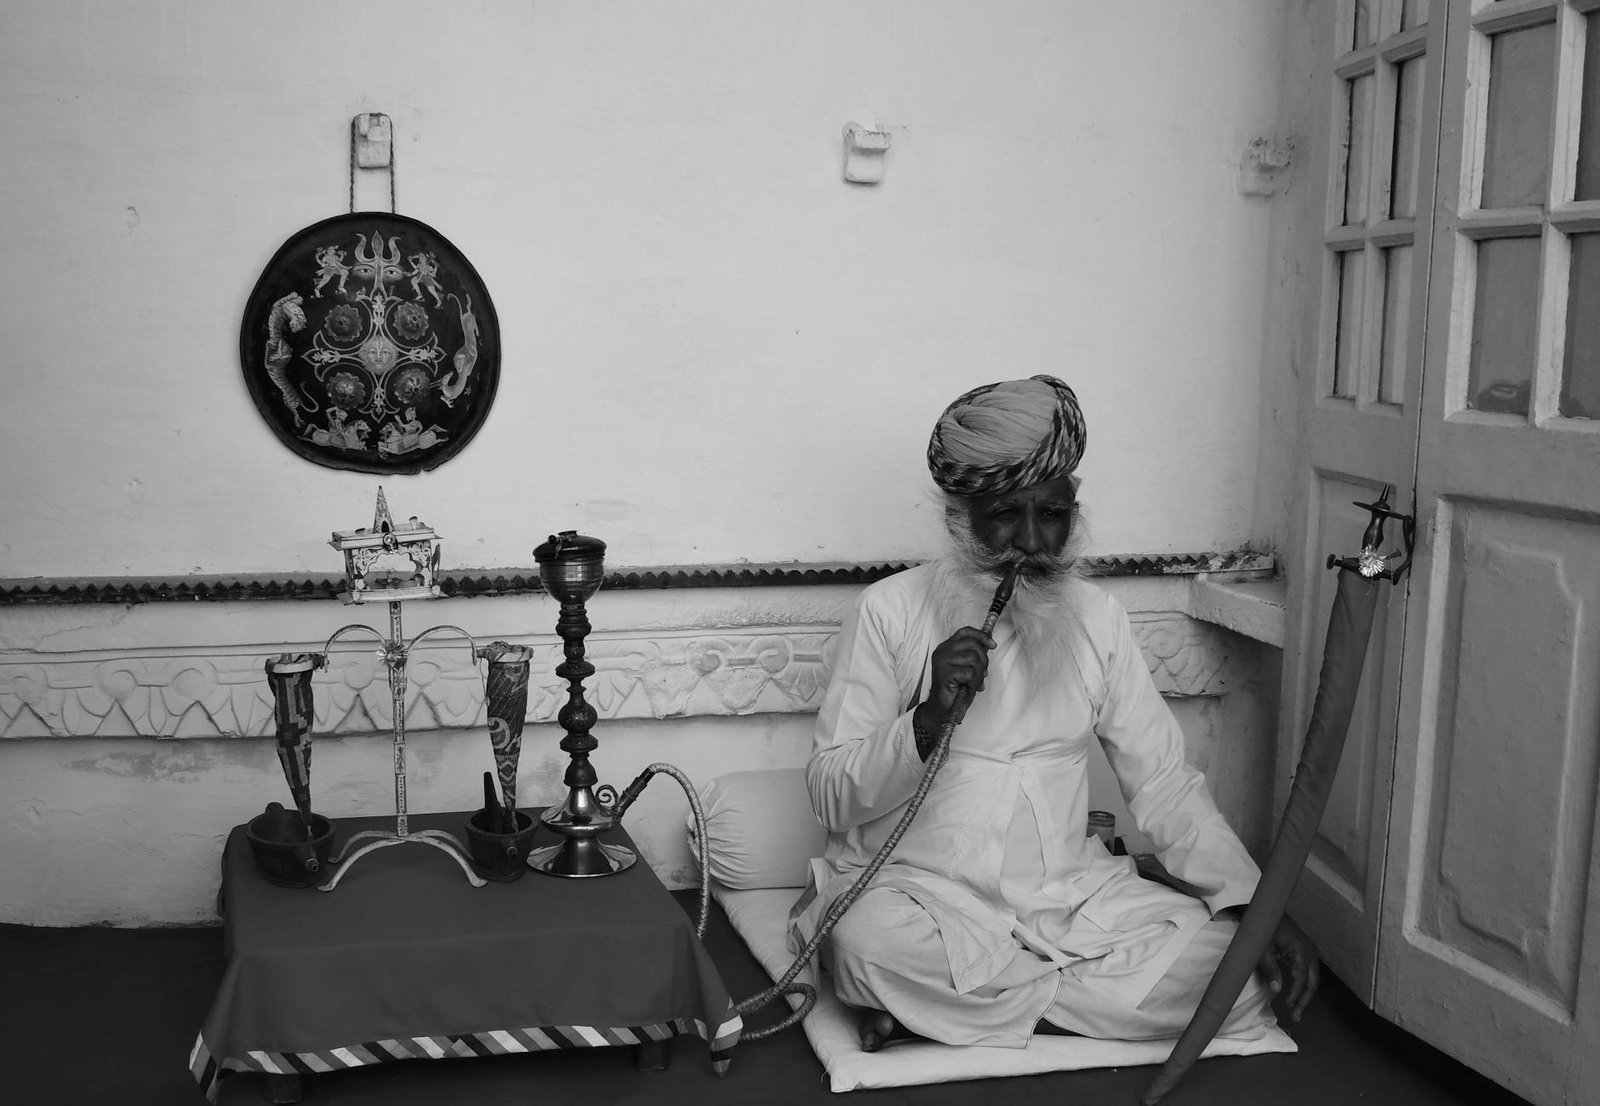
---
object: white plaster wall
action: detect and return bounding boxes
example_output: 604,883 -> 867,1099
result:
1249,0 -> 1334,567
0,0 -> 1298,925
0,0 -> 1287,576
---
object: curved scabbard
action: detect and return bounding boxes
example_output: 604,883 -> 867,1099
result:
1142,567 -> 1381,1105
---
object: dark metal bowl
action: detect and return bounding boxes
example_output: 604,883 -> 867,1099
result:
244,813 -> 336,889
463,809 -> 538,882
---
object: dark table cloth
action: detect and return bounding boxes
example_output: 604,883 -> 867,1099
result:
190,812 -> 740,1100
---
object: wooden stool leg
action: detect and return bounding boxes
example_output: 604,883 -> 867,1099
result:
262,1072 -> 303,1103
634,1037 -> 671,1072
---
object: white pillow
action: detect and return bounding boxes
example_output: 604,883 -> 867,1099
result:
686,768 -> 825,890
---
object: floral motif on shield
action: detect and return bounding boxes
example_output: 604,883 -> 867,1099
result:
239,213 -> 500,473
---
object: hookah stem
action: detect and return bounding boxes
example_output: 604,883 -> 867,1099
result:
732,563 -> 1022,1040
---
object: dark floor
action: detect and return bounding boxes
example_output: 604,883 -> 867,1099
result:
0,893 -> 1530,1106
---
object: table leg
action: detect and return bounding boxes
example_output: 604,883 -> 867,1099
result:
634,1037 -> 671,1072
261,1072 -> 303,1103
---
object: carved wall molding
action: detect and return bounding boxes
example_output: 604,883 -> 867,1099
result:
0,550 -> 1274,606
0,614 -> 1242,740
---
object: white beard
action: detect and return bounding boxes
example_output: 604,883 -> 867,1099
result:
928,509 -> 1087,679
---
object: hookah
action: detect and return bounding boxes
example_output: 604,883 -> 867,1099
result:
539,525 -> 1022,1038
523,530 -> 641,878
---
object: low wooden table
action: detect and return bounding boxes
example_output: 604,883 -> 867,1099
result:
189,812 -> 740,1102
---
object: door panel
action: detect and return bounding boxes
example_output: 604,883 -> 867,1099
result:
1381,494 -> 1600,1102
1281,0 -> 1444,1002
1417,502 -> 1599,1011
1290,472 -> 1405,989
1374,3 -> 1600,1103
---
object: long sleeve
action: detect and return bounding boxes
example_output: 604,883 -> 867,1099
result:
805,591 -> 929,833
1094,597 -> 1259,915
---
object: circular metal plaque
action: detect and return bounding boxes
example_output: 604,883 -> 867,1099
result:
240,212 -> 500,473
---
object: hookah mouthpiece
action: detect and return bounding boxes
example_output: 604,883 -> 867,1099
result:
949,564 -> 1023,727
981,563 -> 1023,635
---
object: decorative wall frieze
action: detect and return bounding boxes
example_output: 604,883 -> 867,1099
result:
1131,613 -> 1235,697
0,550 -> 1273,606
0,614 -> 1242,740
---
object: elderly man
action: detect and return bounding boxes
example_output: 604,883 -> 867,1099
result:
792,375 -> 1317,1052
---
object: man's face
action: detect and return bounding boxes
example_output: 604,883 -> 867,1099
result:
963,474 -> 1078,579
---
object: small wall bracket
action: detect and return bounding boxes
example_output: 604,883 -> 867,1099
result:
352,112 -> 393,169
842,121 -> 891,185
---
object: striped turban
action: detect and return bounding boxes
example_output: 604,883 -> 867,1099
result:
926,375 -> 1087,496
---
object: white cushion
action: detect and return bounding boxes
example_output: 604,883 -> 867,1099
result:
713,884 -> 1299,1092
686,768 -> 826,891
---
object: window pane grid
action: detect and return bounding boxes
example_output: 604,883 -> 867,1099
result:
1576,9 -> 1600,199
1467,235 -> 1543,415
1560,231 -> 1600,417
1345,74 -> 1377,226
1328,7 -> 1430,405
1334,249 -> 1367,400
1480,21 -> 1557,209
1454,6 -> 1600,421
1379,245 -> 1416,405
1391,55 -> 1427,217
1353,0 -> 1379,51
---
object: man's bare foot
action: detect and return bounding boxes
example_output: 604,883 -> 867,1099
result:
858,1009 -> 918,1052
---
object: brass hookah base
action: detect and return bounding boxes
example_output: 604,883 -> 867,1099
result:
527,777 -> 638,878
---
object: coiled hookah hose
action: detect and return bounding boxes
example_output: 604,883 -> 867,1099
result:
611,563 -> 1021,1041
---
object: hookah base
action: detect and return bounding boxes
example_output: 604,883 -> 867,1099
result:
527,836 -> 637,878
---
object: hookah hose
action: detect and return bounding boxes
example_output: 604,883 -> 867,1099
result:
611,564 -> 1022,1041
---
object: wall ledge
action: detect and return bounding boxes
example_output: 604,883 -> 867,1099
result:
1188,574 -> 1288,649
0,550 -> 1274,606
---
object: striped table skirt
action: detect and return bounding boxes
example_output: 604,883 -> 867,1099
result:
192,814 -> 741,1101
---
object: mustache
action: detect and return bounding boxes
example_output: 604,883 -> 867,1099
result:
942,507 -> 1083,585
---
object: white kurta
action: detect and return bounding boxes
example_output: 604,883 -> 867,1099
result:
791,564 -> 1265,1045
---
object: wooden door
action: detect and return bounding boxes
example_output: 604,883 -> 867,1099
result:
1279,0 -> 1445,1001
1374,2 -> 1600,1103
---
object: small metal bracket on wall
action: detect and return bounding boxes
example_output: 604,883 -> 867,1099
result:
843,121 -> 891,184
350,112 -> 396,213
353,112 -> 392,168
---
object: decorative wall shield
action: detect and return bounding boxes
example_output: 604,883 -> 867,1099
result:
240,213 -> 500,473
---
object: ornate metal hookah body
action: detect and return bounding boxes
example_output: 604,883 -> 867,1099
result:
524,530 -> 638,878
